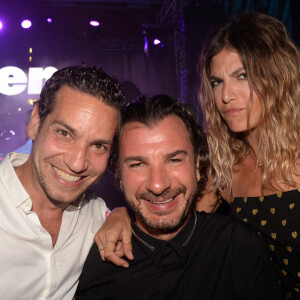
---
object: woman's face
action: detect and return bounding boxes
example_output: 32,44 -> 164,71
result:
209,48 -> 262,134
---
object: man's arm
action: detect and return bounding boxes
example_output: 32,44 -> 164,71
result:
95,185 -> 226,267
94,207 -> 133,267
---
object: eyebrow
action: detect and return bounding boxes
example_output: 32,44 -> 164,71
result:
123,156 -> 147,164
210,67 -> 245,79
51,120 -> 113,145
165,150 -> 187,160
231,67 -> 245,77
52,120 -> 77,135
123,150 -> 187,164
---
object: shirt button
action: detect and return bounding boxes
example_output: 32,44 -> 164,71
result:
25,200 -> 31,207
40,228 -> 46,233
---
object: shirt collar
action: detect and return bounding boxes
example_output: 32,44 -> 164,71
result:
0,153 -> 31,208
131,210 -> 198,267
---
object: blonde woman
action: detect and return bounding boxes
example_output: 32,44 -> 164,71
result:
198,12 -> 300,299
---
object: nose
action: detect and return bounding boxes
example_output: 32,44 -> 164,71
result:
222,82 -> 235,104
64,144 -> 88,173
147,165 -> 171,195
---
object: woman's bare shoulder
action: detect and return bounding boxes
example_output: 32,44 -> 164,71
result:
194,175 -> 232,212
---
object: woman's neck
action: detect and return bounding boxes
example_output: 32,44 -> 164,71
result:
244,129 -> 261,164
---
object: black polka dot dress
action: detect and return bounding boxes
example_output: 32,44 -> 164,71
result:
231,189 -> 300,299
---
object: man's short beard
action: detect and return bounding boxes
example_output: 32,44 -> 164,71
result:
130,185 -> 199,236
134,206 -> 191,235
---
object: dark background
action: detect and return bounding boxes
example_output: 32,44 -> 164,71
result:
0,0 -> 298,208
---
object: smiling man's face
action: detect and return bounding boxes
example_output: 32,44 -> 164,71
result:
119,115 -> 200,239
28,85 -> 119,207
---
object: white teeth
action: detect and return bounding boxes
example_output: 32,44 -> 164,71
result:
150,198 -> 173,205
53,167 -> 81,182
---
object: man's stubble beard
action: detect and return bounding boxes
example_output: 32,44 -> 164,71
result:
31,154 -> 84,206
128,184 -> 199,236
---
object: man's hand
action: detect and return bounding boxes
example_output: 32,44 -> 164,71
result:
94,207 -> 134,268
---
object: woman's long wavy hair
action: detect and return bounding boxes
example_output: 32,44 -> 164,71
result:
199,12 -> 300,193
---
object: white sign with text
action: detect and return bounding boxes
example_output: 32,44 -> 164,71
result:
0,66 -> 57,96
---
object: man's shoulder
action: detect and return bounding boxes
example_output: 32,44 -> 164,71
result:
196,211 -> 261,245
0,153 -> 13,173
0,152 -> 28,177
83,189 -> 104,201
195,211 -> 271,280
80,189 -> 108,212
0,153 -> 29,205
73,191 -> 109,237
76,242 -> 118,293
196,210 -> 236,227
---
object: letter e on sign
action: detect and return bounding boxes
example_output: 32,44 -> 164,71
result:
0,66 -> 27,95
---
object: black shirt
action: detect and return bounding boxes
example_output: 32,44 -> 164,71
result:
76,211 -> 283,300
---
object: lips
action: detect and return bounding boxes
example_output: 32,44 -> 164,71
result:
136,186 -> 186,207
137,186 -> 186,206
53,166 -> 82,183
223,108 -> 245,115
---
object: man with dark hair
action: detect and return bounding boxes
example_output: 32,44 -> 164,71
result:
0,66 -> 126,300
76,95 -> 283,300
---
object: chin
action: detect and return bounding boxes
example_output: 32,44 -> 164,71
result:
143,218 -> 184,234
140,208 -> 190,233
227,125 -> 247,134
48,192 -> 82,206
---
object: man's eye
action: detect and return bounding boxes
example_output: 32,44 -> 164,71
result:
169,158 -> 182,164
95,144 -> 107,153
58,130 -> 70,138
129,163 -> 143,168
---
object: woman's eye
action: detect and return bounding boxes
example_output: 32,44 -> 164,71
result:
238,72 -> 248,80
210,79 -> 222,87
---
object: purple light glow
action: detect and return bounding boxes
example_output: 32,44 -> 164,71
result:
90,20 -> 100,27
144,35 -> 149,55
0,21 -> 3,30
47,18 -> 53,23
153,39 -> 161,45
21,20 -> 32,29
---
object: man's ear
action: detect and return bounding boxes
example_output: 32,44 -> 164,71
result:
27,103 -> 41,140
196,155 -> 201,182
119,180 -> 123,191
